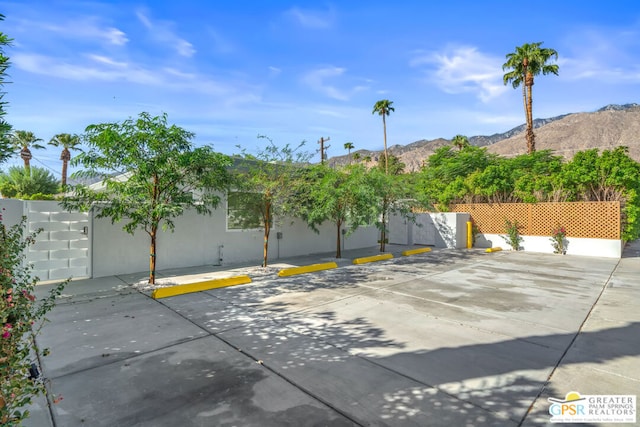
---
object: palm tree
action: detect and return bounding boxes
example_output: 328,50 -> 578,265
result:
451,134 -> 469,151
353,152 -> 361,162
372,99 -> 394,174
49,133 -> 81,186
503,42 -> 559,154
344,142 -> 355,164
11,130 -> 44,174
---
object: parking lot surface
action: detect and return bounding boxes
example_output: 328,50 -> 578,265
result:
28,243 -> 640,426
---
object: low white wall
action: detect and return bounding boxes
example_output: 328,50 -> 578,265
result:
0,198 -> 25,227
389,212 -> 470,249
479,233 -> 623,258
92,208 -> 379,278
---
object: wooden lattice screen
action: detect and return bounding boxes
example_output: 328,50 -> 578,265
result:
443,202 -> 620,239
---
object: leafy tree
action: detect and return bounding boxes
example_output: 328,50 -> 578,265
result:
0,166 -> 59,198
10,131 -> 44,173
417,145 -> 496,207
451,134 -> 469,151
558,147 -> 640,241
0,14 -> 12,164
62,112 -> 233,284
49,133 -> 81,187
372,99 -> 394,174
298,164 -> 377,258
370,155 -> 417,251
503,42 -> 559,154
343,141 -> 354,164
233,136 -> 312,267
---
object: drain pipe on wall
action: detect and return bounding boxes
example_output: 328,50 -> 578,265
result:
276,231 -> 283,259
214,244 -> 223,266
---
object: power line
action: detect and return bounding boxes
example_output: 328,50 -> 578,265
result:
31,155 -> 62,176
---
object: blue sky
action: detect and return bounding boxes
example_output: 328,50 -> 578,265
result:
2,1 -> 640,175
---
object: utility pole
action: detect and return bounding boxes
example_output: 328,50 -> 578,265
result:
318,136 -> 330,164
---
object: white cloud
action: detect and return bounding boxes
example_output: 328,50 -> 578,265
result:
13,53 -> 163,85
135,10 -> 195,58
268,66 -> 282,77
31,18 -> 128,46
12,52 -> 261,105
285,6 -> 335,29
208,29 -> 235,54
411,46 -> 507,103
302,67 -> 368,101
558,26 -> 640,83
87,54 -> 128,68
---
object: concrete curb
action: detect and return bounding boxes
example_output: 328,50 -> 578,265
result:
485,247 -> 503,253
277,262 -> 338,277
151,275 -> 252,299
353,253 -> 394,265
402,247 -> 432,256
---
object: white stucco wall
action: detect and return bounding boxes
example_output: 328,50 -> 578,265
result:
91,207 -> 379,278
0,198 -> 24,227
479,233 -> 623,258
389,212 -> 470,249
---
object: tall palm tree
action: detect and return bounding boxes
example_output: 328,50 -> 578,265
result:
503,42 -> 559,154
11,130 -> 44,174
49,133 -> 81,186
343,141 -> 354,164
372,99 -> 394,174
451,134 -> 469,151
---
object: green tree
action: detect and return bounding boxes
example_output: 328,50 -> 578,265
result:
451,134 -> 469,151
558,147 -> 640,241
372,99 -> 394,174
0,14 -> 12,164
503,42 -> 559,154
298,164 -> 377,258
233,136 -> 312,267
370,155 -> 416,251
343,141 -> 355,164
62,112 -> 232,284
49,133 -> 81,187
10,131 -> 44,173
0,166 -> 59,198
417,145 -> 496,207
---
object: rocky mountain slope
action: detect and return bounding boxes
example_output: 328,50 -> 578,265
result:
328,104 -> 640,172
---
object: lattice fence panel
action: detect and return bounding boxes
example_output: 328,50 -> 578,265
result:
447,202 -> 620,239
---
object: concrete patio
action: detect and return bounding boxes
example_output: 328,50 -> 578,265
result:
26,242 -> 640,426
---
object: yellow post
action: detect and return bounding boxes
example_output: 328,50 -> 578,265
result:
466,221 -> 472,249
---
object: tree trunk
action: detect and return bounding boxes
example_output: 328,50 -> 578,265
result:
525,74 -> 535,153
382,115 -> 389,175
149,227 -> 157,284
262,200 -> 271,267
60,148 -> 71,187
21,148 -> 32,175
61,160 -> 68,187
379,206 -> 387,252
336,220 -> 342,258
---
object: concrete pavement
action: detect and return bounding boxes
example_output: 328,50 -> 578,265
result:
26,243 -> 640,426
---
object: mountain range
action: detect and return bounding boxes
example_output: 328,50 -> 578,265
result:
328,103 -> 640,172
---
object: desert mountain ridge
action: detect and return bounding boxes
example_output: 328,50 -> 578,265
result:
328,103 -> 640,172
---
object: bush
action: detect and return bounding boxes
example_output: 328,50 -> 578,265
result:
1,212 -> 66,424
502,219 -> 523,250
0,166 -> 60,198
